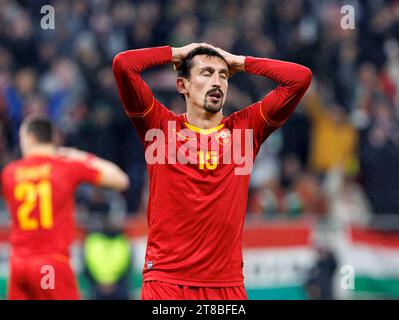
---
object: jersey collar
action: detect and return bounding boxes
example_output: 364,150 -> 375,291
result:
182,113 -> 225,135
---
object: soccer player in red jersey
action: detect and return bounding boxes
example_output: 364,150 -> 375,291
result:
112,43 -> 312,300
1,117 -> 130,300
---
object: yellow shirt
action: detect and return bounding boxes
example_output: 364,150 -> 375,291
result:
305,94 -> 358,174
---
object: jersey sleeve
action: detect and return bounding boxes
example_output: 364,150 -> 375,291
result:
68,160 -> 101,187
112,46 -> 174,140
236,56 -> 312,154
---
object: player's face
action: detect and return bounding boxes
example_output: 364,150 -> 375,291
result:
186,55 -> 229,113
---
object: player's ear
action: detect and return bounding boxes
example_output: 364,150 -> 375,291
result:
176,77 -> 188,95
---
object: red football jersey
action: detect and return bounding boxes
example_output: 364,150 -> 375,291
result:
113,46 -> 311,286
1,155 -> 100,257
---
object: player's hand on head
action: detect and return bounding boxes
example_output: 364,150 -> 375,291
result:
171,42 -> 246,76
171,42 -> 215,70
212,47 -> 246,77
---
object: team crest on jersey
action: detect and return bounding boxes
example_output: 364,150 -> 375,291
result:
147,261 -> 153,269
215,129 -> 231,145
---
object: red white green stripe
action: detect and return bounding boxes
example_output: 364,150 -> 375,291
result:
336,227 -> 399,298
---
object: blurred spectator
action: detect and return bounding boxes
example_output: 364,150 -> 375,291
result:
84,225 -> 131,300
289,171 -> 328,218
3,68 -> 38,140
304,85 -> 359,176
323,167 -> 371,226
280,153 -> 303,189
305,247 -> 337,300
359,99 -> 399,214
279,109 -> 310,167
249,178 -> 286,219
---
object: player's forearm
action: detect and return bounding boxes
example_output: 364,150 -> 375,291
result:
90,157 -> 130,192
244,57 -> 312,89
57,147 -> 130,191
113,46 -> 172,74
112,46 -> 172,116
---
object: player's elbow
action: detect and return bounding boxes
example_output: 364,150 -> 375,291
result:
112,52 -> 128,75
99,169 -> 130,192
112,53 -> 122,74
120,173 -> 130,191
114,172 -> 130,192
298,66 -> 312,90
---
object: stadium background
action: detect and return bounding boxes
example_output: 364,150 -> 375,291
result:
1,0 -> 399,299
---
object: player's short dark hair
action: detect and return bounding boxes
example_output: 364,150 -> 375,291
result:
177,46 -> 228,79
24,118 -> 53,143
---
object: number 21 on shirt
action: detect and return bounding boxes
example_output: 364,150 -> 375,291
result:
14,180 -> 53,231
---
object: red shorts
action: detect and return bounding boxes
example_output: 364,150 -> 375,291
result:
141,280 -> 247,300
8,253 -> 80,300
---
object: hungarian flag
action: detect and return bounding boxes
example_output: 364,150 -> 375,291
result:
243,221 -> 316,300
336,226 -> 399,299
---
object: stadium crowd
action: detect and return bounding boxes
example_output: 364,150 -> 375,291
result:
1,0 -> 399,227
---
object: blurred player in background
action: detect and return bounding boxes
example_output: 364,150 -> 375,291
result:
1,117 -> 129,300
113,43 -> 311,299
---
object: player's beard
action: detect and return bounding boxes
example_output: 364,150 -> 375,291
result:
203,101 -> 223,113
203,94 -> 223,113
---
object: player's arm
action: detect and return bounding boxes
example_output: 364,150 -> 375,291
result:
57,147 -> 130,192
112,44 -> 221,136
112,46 -> 172,119
214,47 -> 312,126
246,57 -> 312,126
112,43 -> 211,112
